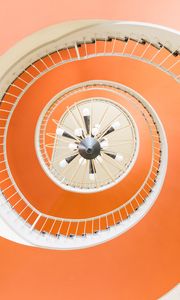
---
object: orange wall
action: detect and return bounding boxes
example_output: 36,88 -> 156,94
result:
0,1 -> 180,300
0,0 -> 180,54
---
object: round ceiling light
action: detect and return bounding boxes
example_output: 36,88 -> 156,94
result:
36,94 -> 139,193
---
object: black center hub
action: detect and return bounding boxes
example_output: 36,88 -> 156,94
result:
78,137 -> 101,159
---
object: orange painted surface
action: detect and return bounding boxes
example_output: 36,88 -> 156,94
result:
0,4 -> 180,300
0,0 -> 180,54
1,54 -> 180,300
6,57 -> 153,219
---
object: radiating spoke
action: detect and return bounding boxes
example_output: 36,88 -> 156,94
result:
69,154 -> 84,184
90,100 -> 93,136
102,151 -> 124,163
101,153 -> 123,170
98,104 -> 109,128
45,143 -> 71,149
74,103 -> 86,132
83,108 -> 90,135
95,155 -> 115,182
97,113 -> 122,139
59,153 -> 78,168
51,119 -> 81,142
92,159 -> 98,188
81,160 -> 88,188
102,140 -> 133,147
89,159 -> 96,181
67,106 -> 82,129
99,123 -> 131,139
56,128 -> 80,141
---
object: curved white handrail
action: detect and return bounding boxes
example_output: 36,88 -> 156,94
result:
0,20 -> 177,249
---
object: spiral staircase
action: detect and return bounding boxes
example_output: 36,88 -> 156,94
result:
0,20 -> 179,250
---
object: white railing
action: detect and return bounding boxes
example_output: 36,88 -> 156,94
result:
0,20 -> 176,249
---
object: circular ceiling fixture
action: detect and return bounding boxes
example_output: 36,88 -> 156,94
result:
36,92 -> 139,193
0,20 -> 178,250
